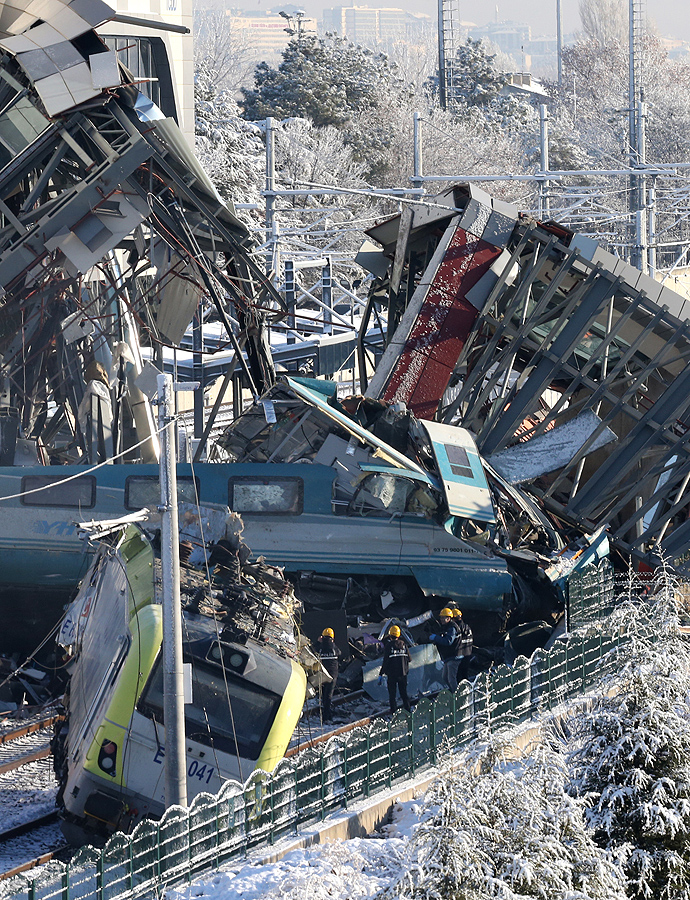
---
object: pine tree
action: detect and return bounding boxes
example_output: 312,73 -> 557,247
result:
377,746 -> 624,899
567,579 -> 690,900
240,34 -> 399,129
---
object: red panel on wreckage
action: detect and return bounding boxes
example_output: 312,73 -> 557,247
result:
381,225 -> 503,420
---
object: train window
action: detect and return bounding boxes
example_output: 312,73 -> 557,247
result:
229,477 -> 303,515
444,444 -> 474,479
21,474 -> 96,508
139,660 -> 280,760
124,476 -> 197,511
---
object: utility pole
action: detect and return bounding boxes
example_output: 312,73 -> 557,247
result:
628,0 -> 646,269
636,97 -> 648,274
437,0 -> 458,110
539,104 -> 550,221
322,257 -> 333,335
285,258 -> 296,344
192,308 -> 204,440
437,0 -> 447,110
158,373 -> 187,810
648,174 -> 657,276
556,0 -> 562,86
265,116 -> 278,279
412,111 -> 423,192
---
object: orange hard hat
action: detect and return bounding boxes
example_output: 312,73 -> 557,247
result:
322,627 -> 334,639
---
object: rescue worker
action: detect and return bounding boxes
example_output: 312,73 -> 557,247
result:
208,513 -> 251,592
316,627 -> 341,722
379,624 -> 411,713
428,607 -> 462,691
451,608 -> 474,682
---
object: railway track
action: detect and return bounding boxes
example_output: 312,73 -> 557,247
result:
0,811 -> 68,881
0,714 -> 59,774
0,713 -> 64,879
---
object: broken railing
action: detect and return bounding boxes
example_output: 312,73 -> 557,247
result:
4,560 -> 633,900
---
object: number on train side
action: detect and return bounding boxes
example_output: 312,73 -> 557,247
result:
188,759 -> 214,784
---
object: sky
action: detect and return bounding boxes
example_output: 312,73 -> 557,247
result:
277,0 -> 690,44
405,0 -> 690,42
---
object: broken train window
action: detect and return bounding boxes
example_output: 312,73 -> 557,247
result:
349,472 -> 440,519
229,477 -> 303,515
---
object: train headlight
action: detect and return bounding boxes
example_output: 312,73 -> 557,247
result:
97,739 -> 118,776
206,641 -> 256,675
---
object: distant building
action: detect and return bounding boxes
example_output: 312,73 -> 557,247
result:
658,36 -> 690,60
501,72 -> 548,101
321,6 -> 431,50
468,21 -> 531,58
468,20 -> 564,78
226,10 -> 318,64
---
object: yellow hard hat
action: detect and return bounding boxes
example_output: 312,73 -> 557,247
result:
388,625 -> 401,638
452,609 -> 463,619
322,627 -> 334,638
439,608 -> 453,618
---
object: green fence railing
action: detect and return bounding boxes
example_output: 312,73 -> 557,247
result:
567,557 -> 616,626
7,560 -> 623,900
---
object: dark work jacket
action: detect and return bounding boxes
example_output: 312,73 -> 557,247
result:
381,638 -> 410,679
455,620 -> 473,657
432,621 -> 461,661
209,537 -> 251,583
317,635 -> 341,679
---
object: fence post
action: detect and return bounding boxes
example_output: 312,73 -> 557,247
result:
157,821 -> 162,879
365,730 -> 371,798
320,751 -> 326,820
97,850 -> 104,900
410,708 -> 416,776
431,695 -> 437,763
343,738 -> 349,809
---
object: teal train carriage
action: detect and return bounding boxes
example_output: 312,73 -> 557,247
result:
0,377 -> 606,642
53,524 -> 307,845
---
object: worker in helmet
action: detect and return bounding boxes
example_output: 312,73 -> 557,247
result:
379,624 -> 411,714
316,627 -> 341,723
428,607 -> 463,691
451,608 -> 473,682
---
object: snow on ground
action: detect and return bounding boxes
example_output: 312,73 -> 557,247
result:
0,757 -> 56,832
167,798 -> 425,900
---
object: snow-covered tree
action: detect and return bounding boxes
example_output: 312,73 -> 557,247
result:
240,35 -> 400,129
378,745 -> 625,900
566,574 -> 690,900
579,0 -> 628,46
448,38 -> 508,108
194,8 -> 257,97
194,81 -> 265,217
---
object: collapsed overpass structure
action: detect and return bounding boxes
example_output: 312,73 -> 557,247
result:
361,185 -> 690,574
0,0 -> 282,469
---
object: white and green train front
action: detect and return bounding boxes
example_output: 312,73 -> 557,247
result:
58,527 -> 306,843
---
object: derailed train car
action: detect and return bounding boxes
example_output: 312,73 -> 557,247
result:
215,375 -> 608,635
53,523 -> 307,845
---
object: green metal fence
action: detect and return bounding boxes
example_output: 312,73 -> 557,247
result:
8,563 -> 624,900
567,557 -> 616,626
